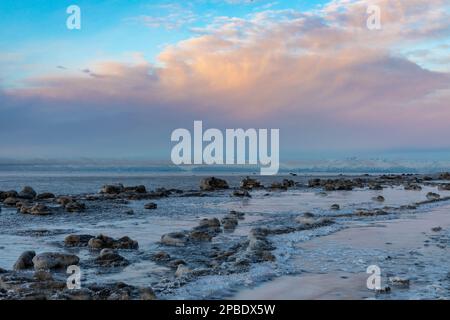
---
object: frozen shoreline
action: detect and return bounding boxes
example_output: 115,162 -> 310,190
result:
233,204 -> 450,300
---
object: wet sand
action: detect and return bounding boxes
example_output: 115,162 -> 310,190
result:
233,204 -> 450,300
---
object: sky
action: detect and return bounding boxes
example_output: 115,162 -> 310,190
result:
0,0 -> 449,162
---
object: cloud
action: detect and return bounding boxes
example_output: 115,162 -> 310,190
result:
2,0 -> 450,157
126,3 -> 198,30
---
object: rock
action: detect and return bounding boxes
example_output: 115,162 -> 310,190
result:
95,249 -> 129,267
36,193 -> 55,200
331,204 -> 340,210
200,177 -> 229,191
221,216 -> 238,230
64,234 -> 94,247
32,252 -> 79,270
20,204 -> 51,215
100,184 -> 124,194
240,177 -> 262,189
140,287 -> 156,300
404,184 -> 422,191
152,251 -> 171,261
88,235 -> 138,250
168,259 -> 186,268
56,196 -> 73,206
260,250 -> 276,262
13,251 -> 36,270
439,172 -> 450,180
65,201 -> 86,213
0,190 -> 18,201
33,270 -> 54,281
375,286 -> 391,294
438,184 -> 450,191
426,192 -> 440,200
431,226 -> 442,232
229,210 -> 245,220
355,209 -> 388,216
232,190 -> 251,197
125,209 -> 134,215
30,204 -> 51,215
199,218 -> 221,228
161,232 -> 187,247
270,182 -> 287,190
189,230 -> 212,242
369,184 -> 383,190
388,277 -> 410,287
3,197 -> 19,206
302,212 -> 315,218
373,195 -> 385,202
282,179 -> 295,188
175,264 -> 191,277
124,185 -> 147,193
18,186 -> 37,200
144,202 -> 157,210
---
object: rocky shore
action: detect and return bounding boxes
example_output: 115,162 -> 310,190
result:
1,173 -> 450,300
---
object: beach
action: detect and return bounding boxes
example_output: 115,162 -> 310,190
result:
1,168 -> 450,300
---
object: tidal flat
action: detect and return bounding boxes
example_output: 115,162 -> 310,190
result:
1,171 -> 450,300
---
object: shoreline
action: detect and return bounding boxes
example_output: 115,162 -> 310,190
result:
232,204 -> 450,300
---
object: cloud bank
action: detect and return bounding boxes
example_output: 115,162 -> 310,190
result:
1,0 -> 450,158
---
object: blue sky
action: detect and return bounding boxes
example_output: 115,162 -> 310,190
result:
0,0 -> 329,87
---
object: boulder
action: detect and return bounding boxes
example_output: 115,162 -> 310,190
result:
65,201 -> 86,213
152,251 -> 171,261
56,196 -> 74,206
3,197 -> 19,206
240,177 -> 262,189
373,195 -> 385,202
32,252 -> 79,270
426,192 -> 440,201
18,186 -> 37,200
100,184 -> 124,194
64,234 -> 94,247
161,232 -> 188,247
144,202 -> 157,210
95,249 -> 129,267
30,204 -> 51,215
404,184 -> 422,191
87,235 -> 138,250
13,251 -> 36,270
439,172 -> 450,180
189,230 -> 212,242
36,193 -> 55,200
438,184 -> 450,191
221,215 -> 238,230
0,190 -> 18,201
200,177 -> 229,191
175,264 -> 191,277
330,204 -> 340,210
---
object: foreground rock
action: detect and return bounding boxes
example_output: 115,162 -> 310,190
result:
144,202 -> 157,210
20,204 -> 51,216
240,177 -> 263,189
161,232 -> 188,247
94,249 -> 129,267
32,252 -> 79,270
13,251 -> 36,270
64,234 -> 94,247
88,235 -> 139,250
200,177 -> 229,191
426,192 -> 440,201
0,271 -> 156,300
18,186 -> 37,200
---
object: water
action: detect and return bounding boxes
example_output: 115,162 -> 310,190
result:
1,166 -> 449,299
